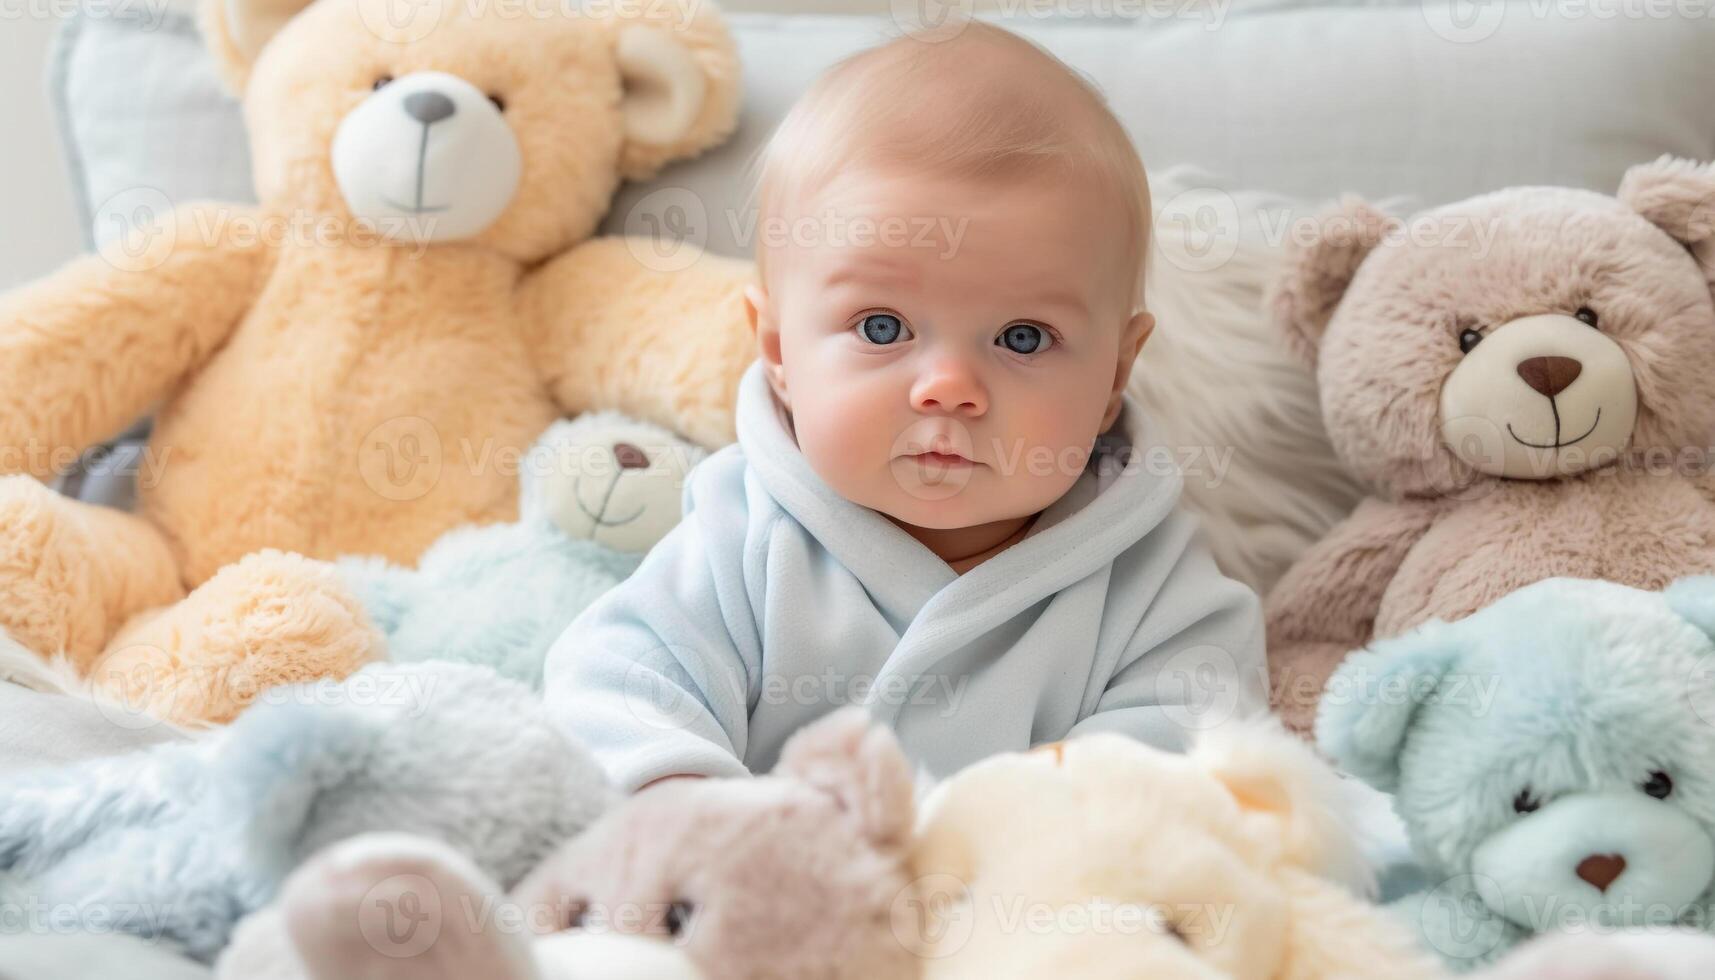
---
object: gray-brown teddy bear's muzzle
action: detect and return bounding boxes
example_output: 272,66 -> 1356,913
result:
1439,312 -> 1640,479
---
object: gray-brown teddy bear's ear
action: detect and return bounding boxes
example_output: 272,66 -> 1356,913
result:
774,708 -> 915,850
1268,196 -> 1395,368
1619,156 -> 1715,249
201,0 -> 316,93
600,0 -> 743,183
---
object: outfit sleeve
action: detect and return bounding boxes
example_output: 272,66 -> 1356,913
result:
1064,509 -> 1268,750
542,454 -> 764,792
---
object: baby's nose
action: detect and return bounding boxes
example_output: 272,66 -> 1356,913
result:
911,364 -> 987,416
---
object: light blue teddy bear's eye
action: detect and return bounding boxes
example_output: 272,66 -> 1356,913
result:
859,313 -> 906,345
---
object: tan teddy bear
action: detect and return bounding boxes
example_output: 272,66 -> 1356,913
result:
1266,157 -> 1715,732
0,0 -> 754,722
904,723 -> 1446,979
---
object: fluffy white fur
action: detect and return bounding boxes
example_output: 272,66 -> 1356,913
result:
1135,169 -> 1371,595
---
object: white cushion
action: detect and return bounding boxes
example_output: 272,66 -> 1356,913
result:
53,3 -> 1715,251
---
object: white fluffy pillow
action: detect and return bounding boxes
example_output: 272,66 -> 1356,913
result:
1131,169 -> 1367,595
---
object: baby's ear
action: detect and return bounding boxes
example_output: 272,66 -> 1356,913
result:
1268,197 -> 1395,368
200,0 -> 315,93
1313,621 -> 1464,794
602,0 -> 743,182
774,709 -> 915,850
1195,720 -> 1371,892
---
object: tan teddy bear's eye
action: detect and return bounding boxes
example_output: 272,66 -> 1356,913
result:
488,93 -> 508,113
372,75 -> 394,91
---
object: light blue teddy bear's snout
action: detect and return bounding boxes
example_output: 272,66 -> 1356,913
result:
1471,791 -> 1715,932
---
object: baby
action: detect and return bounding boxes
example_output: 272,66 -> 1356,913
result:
544,22 -> 1266,792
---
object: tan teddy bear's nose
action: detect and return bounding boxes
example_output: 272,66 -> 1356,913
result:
1517,356 -> 1583,397
403,91 -> 457,125
1575,853 -> 1626,892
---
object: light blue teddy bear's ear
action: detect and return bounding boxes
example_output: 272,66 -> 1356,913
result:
1666,576 -> 1715,641
1313,621 -> 1466,794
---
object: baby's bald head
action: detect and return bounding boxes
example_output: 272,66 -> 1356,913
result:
753,22 -> 1152,313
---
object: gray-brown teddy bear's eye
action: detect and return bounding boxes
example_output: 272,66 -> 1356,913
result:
1575,306 -> 1600,328
1458,328 -> 1485,354
562,900 -> 589,931
664,899 -> 696,937
1513,787 -> 1541,814
1643,770 -> 1674,799
372,75 -> 394,91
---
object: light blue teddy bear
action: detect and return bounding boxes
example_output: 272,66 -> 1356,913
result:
0,661 -> 614,963
1317,576 -> 1715,971
338,412 -> 706,688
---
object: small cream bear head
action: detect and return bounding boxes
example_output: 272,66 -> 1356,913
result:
905,724 -> 1413,980
1271,157 -> 1715,497
521,412 -> 708,553
199,0 -> 741,262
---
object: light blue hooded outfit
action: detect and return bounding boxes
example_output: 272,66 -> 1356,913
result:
544,361 -> 1266,791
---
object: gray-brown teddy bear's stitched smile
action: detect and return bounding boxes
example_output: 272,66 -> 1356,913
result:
1509,406 -> 1603,450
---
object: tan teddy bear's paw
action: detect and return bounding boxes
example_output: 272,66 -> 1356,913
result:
89,550 -> 385,727
0,476 -> 185,668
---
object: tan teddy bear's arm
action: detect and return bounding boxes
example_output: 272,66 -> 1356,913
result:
0,203 -> 272,478
518,237 -> 757,449
1264,496 -> 1443,733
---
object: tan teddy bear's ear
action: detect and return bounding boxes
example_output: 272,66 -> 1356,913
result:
1194,719 -> 1375,897
600,0 -> 743,183
1267,196 -> 1395,369
200,0 -> 317,93
1619,156 -> 1715,249
774,708 -> 916,850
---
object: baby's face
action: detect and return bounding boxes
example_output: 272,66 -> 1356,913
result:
751,167 -> 1149,531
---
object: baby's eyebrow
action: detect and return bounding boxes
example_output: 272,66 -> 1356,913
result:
822,258 -> 922,291
1022,290 -> 1090,322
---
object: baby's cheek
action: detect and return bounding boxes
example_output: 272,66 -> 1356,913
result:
791,386 -> 892,498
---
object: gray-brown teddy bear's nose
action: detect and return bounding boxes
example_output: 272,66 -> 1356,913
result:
403,91 -> 457,125
1517,355 -> 1583,397
1576,853 -> 1626,892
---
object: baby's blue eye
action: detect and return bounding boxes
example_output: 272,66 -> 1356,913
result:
998,323 -> 1050,355
858,313 -> 910,345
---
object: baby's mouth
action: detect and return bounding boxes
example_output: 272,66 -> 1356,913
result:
903,449 -> 977,468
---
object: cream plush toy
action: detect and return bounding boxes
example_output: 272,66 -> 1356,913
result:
337,413 -> 706,688
905,724 -> 1446,980
0,0 -> 753,723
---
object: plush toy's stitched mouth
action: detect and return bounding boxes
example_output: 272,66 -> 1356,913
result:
572,476 -> 646,528
380,123 -> 451,215
380,197 -> 449,215
1508,407 -> 1602,450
